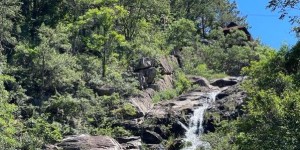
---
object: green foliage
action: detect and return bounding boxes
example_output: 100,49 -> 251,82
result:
168,18 -> 197,49
25,117 -> 63,145
200,29 -> 262,75
0,0 -> 265,148
202,121 -> 239,150
152,89 -> 178,103
232,45 -> 300,149
0,81 -> 21,149
267,0 -> 300,33
76,4 -> 127,77
0,0 -> 20,51
285,41 -> 300,73
174,70 -> 192,94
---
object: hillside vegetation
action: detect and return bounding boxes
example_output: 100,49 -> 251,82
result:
0,0 -> 300,149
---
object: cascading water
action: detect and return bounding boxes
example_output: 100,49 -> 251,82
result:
182,91 -> 219,150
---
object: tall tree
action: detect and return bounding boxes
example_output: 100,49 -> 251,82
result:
20,0 -> 69,43
0,0 -> 20,63
118,0 -> 170,40
76,5 -> 127,77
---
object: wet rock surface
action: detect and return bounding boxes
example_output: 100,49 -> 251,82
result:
48,76 -> 246,150
141,76 -> 246,148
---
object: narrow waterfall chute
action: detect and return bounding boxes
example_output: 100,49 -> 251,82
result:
182,91 -> 219,150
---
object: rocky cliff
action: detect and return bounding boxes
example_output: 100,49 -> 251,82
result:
47,55 -> 246,150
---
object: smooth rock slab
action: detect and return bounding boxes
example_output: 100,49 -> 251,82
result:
57,134 -> 122,150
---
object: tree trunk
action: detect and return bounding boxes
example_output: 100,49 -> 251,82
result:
102,47 -> 106,78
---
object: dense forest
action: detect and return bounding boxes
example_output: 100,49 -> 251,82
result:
1,0 -> 300,149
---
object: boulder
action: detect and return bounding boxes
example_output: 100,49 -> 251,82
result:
88,83 -> 116,96
143,67 -> 157,84
210,77 -> 243,88
94,87 -> 115,96
129,88 -> 155,116
57,134 -> 122,150
170,48 -> 183,68
188,76 -> 211,88
159,56 -> 175,74
134,57 -> 157,71
42,144 -> 59,150
150,75 -> 174,91
141,130 -> 163,144
116,136 -> 142,150
138,67 -> 157,89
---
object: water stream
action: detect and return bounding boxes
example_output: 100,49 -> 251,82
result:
181,91 -> 219,150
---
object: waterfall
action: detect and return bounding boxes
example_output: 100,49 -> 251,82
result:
182,91 -> 219,150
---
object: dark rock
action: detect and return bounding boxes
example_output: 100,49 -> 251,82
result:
94,87 -> 115,96
143,67 -> 157,84
134,57 -> 157,71
57,134 -> 122,150
42,144 -> 59,150
88,83 -> 116,96
116,136 -> 142,150
141,130 -> 163,144
116,120 -> 141,134
167,139 -> 184,150
170,48 -> 183,68
216,93 -> 229,100
204,116 -> 215,133
154,126 -> 168,139
210,77 -> 239,88
138,67 -> 157,89
188,76 -> 211,88
171,122 -> 187,137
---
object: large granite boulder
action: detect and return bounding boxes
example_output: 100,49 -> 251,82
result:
134,57 -> 157,71
149,75 -> 174,91
129,88 -> 155,116
159,56 -> 178,75
56,134 -> 122,150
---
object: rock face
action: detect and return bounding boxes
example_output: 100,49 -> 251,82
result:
134,57 -> 157,71
48,76 -> 246,150
56,134 -> 122,150
159,56 -> 178,74
116,136 -> 142,150
130,56 -> 179,116
141,76 -> 246,148
130,88 -> 155,116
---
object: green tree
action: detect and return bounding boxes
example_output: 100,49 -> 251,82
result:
167,18 -> 197,49
268,0 -> 300,33
76,5 -> 127,77
0,0 -> 21,63
0,55 -> 21,149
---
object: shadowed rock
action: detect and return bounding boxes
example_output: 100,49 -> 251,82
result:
142,130 -> 163,144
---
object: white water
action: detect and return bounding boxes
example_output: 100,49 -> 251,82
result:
182,91 -> 219,150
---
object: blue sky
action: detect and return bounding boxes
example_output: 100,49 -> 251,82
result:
233,0 -> 298,49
